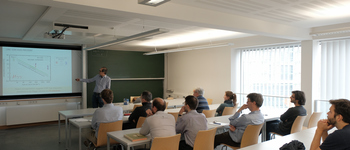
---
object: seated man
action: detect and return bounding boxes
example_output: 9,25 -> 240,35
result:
266,90 -> 307,140
139,98 -> 176,139
214,93 -> 264,148
311,99 -> 350,150
123,91 -> 152,129
193,87 -> 209,113
85,89 -> 123,146
176,95 -> 208,150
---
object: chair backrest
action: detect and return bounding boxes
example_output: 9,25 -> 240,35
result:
290,115 -> 307,134
168,112 -> 179,122
193,127 -> 217,150
207,98 -> 213,105
95,120 -> 123,147
222,106 -> 237,116
151,134 -> 181,150
307,112 -> 322,128
130,96 -> 140,103
202,109 -> 216,118
166,97 -> 174,100
132,104 -> 142,112
240,123 -> 264,148
136,116 -> 147,128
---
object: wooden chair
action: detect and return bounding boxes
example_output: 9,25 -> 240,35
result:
303,112 -> 322,130
207,98 -> 213,105
136,116 -> 147,128
193,127 -> 217,150
221,106 -> 237,116
132,104 -> 142,112
89,120 -> 123,149
202,109 -> 216,118
130,96 -> 140,103
223,123 -> 264,149
150,134 -> 181,150
168,112 -> 179,122
272,115 -> 307,138
165,102 -> 169,110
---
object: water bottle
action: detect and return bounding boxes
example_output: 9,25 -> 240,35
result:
124,98 -> 130,105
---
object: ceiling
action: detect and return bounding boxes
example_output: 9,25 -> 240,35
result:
1,0 -> 350,52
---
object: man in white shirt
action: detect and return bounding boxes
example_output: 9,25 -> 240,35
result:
85,89 -> 123,147
139,98 -> 176,139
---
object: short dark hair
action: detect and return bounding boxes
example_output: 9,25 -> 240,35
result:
329,99 -> 350,124
101,89 -> 113,103
292,90 -> 306,105
141,91 -> 152,102
101,67 -> 107,74
185,95 -> 198,110
225,91 -> 237,104
247,93 -> 263,107
153,98 -> 166,111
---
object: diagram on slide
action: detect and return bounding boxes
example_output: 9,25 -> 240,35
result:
7,55 -> 51,81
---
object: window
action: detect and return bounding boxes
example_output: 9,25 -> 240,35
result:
239,44 -> 301,108
317,39 -> 350,100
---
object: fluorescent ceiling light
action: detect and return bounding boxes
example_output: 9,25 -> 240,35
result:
143,43 -> 234,55
84,28 -> 168,51
138,0 -> 170,7
303,1 -> 350,19
139,29 -> 241,47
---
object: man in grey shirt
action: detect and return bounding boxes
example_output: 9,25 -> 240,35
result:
76,67 -> 111,108
214,93 -> 265,148
85,89 -> 123,147
139,98 -> 176,139
176,95 -> 208,150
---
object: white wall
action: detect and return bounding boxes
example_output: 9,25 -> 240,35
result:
167,46 -> 231,104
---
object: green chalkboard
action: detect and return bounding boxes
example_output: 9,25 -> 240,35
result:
86,50 -> 164,107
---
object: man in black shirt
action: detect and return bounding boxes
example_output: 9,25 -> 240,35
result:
123,91 -> 152,129
311,99 -> 350,150
265,90 -> 307,140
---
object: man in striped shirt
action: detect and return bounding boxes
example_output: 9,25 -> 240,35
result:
193,87 -> 209,113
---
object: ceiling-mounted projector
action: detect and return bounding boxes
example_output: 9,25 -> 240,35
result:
44,30 -> 65,39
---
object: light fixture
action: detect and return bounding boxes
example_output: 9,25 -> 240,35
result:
143,43 -> 234,55
138,0 -> 170,7
84,28 -> 168,51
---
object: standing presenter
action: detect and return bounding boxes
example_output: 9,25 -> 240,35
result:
75,67 -> 111,108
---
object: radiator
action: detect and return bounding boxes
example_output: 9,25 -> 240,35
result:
6,102 -> 78,125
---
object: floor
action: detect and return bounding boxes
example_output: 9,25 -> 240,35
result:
0,123 -> 233,150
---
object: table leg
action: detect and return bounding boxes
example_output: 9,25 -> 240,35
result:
262,121 -> 267,142
58,113 -> 61,143
65,118 -> 68,149
79,127 -> 82,150
107,135 -> 110,150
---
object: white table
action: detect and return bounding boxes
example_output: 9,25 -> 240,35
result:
69,116 -> 130,150
238,127 -> 318,150
59,105 -> 133,149
107,128 -> 151,150
165,98 -> 185,108
58,109 -> 97,149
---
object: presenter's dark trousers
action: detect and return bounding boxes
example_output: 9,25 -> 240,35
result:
92,92 -> 104,108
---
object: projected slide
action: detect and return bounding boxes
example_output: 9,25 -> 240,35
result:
8,55 -> 51,81
2,47 -> 72,95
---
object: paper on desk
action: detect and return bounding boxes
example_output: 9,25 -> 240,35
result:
209,121 -> 229,126
73,118 -> 90,122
